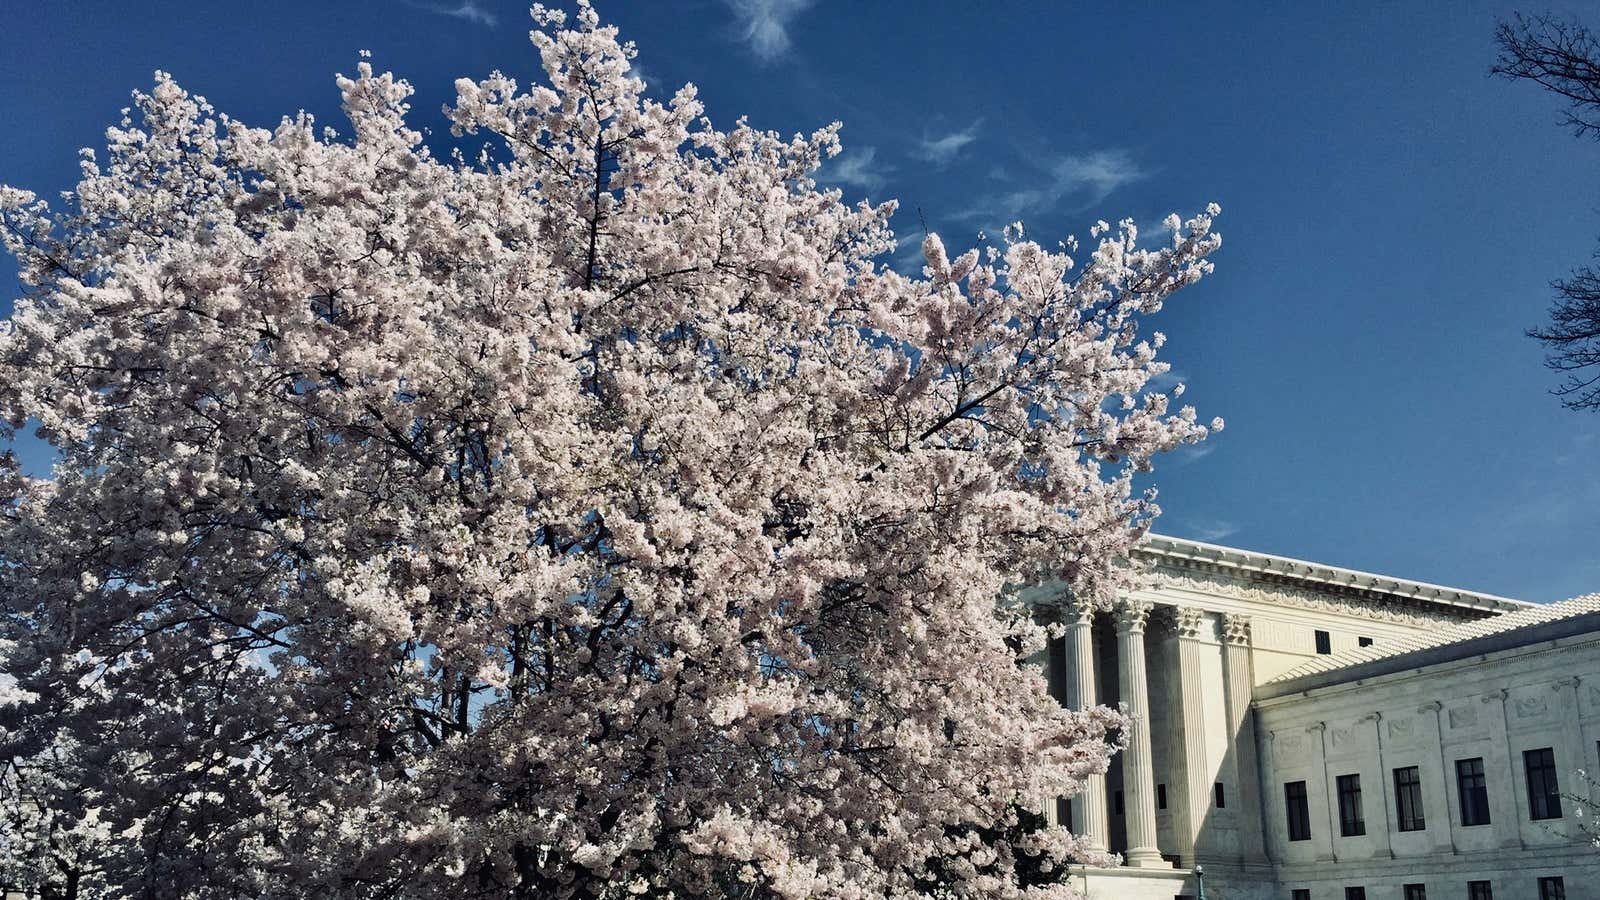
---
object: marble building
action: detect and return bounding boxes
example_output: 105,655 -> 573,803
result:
1037,534 -> 1600,900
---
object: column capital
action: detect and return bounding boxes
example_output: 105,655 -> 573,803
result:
1220,612 -> 1252,646
1063,597 -> 1097,627
1165,605 -> 1209,640
1114,599 -> 1153,634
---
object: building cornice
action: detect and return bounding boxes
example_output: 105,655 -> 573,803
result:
1136,534 -> 1529,620
1254,610 -> 1600,702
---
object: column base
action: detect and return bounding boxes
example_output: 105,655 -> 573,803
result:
1121,848 -> 1173,869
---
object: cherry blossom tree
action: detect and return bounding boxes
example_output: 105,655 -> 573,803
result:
0,4 -> 1221,897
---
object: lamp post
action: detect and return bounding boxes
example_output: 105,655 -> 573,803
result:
1195,864 -> 1207,900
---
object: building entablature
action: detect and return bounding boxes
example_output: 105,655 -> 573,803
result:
1136,534 -> 1529,623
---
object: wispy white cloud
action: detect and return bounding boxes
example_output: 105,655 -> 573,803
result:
406,0 -> 497,26
890,229 -> 929,275
1146,368 -> 1187,393
722,0 -> 815,61
1185,517 -> 1239,543
917,120 -> 983,165
1051,150 -> 1143,202
626,60 -> 658,94
824,146 -> 891,195
961,148 -> 1145,224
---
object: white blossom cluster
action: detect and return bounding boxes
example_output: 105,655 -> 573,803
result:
0,4 -> 1221,897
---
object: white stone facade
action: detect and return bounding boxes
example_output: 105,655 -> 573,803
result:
1041,535 -> 1600,900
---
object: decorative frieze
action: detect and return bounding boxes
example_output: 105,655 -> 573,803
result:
1149,569 -> 1472,627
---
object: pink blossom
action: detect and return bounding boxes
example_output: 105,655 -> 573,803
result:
0,3 -> 1219,897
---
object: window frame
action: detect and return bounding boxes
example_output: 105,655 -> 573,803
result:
1314,629 -> 1332,654
1456,756 -> 1491,826
1393,765 -> 1426,832
1467,881 -> 1493,900
1402,884 -> 1426,900
1524,747 -> 1563,821
1285,780 -> 1311,842
1538,876 -> 1565,900
1336,773 -> 1365,837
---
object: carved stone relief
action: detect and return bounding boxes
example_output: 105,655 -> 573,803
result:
1447,705 -> 1478,729
1148,569 -> 1472,627
1514,694 -> 1548,720
1387,716 -> 1413,743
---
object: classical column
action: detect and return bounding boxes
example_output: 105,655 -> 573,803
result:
1261,730 -> 1285,861
1482,689 -> 1524,849
1365,712 -> 1395,859
1220,613 -> 1268,863
1556,677 -> 1585,842
1115,600 -> 1170,868
1171,606 -> 1212,864
1419,701 -> 1458,855
1065,600 -> 1110,852
1309,722 -> 1338,863
1042,628 -> 1068,828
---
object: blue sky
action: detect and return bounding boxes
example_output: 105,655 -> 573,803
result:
2,0 -> 1597,602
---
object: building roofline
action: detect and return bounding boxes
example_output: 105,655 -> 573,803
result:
1137,533 -> 1532,617
1254,608 -> 1600,700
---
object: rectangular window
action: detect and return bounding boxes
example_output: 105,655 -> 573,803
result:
1315,629 -> 1332,654
1344,888 -> 1366,900
1539,877 -> 1565,900
1468,882 -> 1493,900
1358,636 -> 1374,647
1337,773 -> 1365,836
1157,783 -> 1167,810
1285,780 -> 1311,841
1393,765 -> 1426,831
1524,747 -> 1563,820
1456,757 -> 1491,826
1215,782 -> 1226,809
1291,892 -> 1310,900
1114,790 -> 1124,816
1403,885 -> 1426,900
